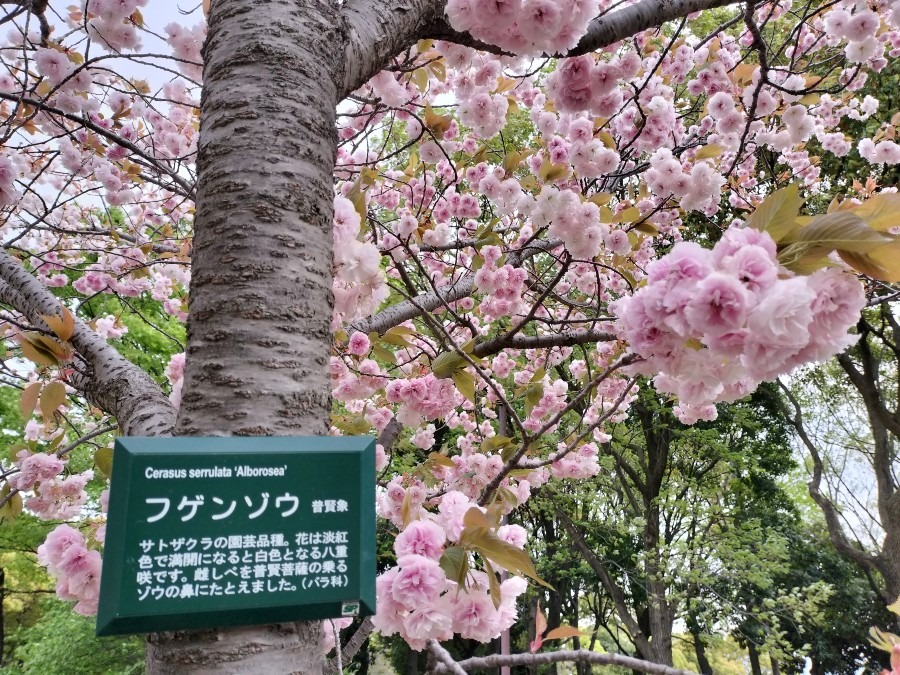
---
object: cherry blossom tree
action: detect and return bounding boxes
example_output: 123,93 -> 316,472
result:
0,0 -> 898,672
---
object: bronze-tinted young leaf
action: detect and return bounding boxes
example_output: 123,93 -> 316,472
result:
460,526 -> 552,589
537,158 -> 569,183
39,381 -> 66,420
544,625 -> 588,641
694,143 -> 724,160
462,506 -> 491,529
839,242 -> 900,282
18,334 -> 59,367
782,211 -> 896,252
20,381 -> 41,417
851,193 -> 900,231
41,307 -> 75,342
748,183 -> 804,243
428,452 -> 456,469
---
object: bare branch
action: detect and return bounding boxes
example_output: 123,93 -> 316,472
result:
432,648 -> 698,674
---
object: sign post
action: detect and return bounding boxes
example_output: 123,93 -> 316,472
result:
96,436 -> 375,636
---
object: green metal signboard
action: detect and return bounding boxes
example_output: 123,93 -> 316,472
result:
96,436 -> 376,636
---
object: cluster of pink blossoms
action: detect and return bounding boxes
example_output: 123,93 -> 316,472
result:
372,518 -> 528,648
613,227 -> 866,422
445,0 -> 601,56
385,374 -> 463,426
9,450 -> 93,519
332,196 -> 389,329
38,524 -> 102,615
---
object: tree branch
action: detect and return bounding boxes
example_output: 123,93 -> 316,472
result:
424,0 -> 741,57
433,649 -> 698,674
0,250 -> 175,436
351,239 -> 561,335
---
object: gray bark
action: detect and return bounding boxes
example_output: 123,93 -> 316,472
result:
146,0 -> 344,670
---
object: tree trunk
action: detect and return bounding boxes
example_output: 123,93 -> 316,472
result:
691,629 -> 713,675
146,0 -> 343,671
747,642 -> 763,675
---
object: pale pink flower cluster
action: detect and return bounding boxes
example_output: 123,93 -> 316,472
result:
385,374 -> 463,426
474,246 -> 528,319
823,7 -> 884,63
333,196 -> 389,328
373,517 -> 527,648
164,21 -> 205,81
38,524 -> 101,615
0,154 -> 18,207
645,148 -> 726,214
9,450 -> 64,491
82,0 -> 147,51
28,470 -> 94,520
613,227 -> 865,422
94,315 -> 128,340
532,186 -> 606,260
550,441 -> 600,479
165,352 -> 185,408
457,93 -> 508,139
547,55 -> 622,113
445,0 -> 601,56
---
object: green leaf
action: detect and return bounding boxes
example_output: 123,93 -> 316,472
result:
372,343 -> 396,364
748,183 -> 804,243
0,483 -> 23,523
39,381 -> 66,420
433,351 -> 468,378
94,446 -> 114,478
459,526 -> 552,589
481,435 -> 514,453
524,383 -> 543,416
483,558 -> 502,609
439,546 -> 469,586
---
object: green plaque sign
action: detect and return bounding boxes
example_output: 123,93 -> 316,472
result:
96,436 -> 376,636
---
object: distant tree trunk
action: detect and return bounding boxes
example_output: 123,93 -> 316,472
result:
747,642 -> 763,675
145,0 -> 343,671
690,628 -> 713,675
771,656 -> 781,675
407,648 -> 420,675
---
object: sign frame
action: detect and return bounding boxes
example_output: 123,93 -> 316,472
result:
96,436 -> 376,636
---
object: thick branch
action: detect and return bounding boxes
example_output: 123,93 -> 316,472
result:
425,0 -> 741,57
0,250 -> 175,436
341,0 -> 447,97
